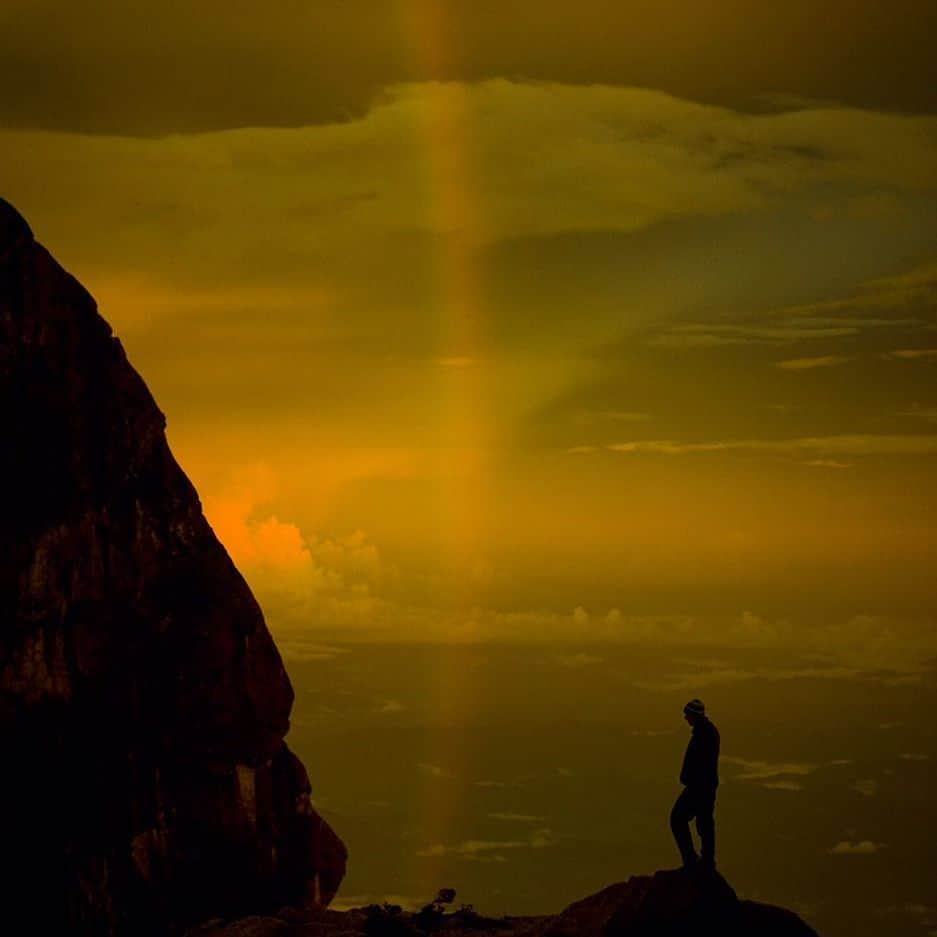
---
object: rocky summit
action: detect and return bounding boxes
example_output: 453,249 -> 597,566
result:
186,868 -> 819,936
0,198 -> 346,935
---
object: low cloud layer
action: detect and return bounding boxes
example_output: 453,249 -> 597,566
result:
829,840 -> 885,855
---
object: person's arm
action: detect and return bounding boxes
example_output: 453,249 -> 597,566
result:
680,736 -> 696,786
703,725 -> 719,787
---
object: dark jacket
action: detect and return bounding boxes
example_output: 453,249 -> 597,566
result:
679,717 -> 720,790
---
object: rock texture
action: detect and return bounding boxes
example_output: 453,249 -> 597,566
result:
0,198 -> 346,935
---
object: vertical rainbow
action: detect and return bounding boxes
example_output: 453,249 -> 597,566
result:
395,0 -> 491,901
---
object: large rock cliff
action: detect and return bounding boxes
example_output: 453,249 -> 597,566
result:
0,198 -> 346,934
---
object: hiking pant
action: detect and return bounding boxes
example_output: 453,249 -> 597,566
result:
670,786 -> 716,866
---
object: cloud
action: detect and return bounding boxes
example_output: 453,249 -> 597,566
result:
4,82 -> 937,284
802,459 -> 852,469
553,652 -> 604,668
898,752 -> 930,761
646,258 -> 937,352
904,406 -> 937,423
7,2 -> 937,136
829,840 -> 885,855
202,464 -> 399,634
887,348 -> 937,360
194,469 -> 937,670
634,663 -> 860,692
776,355 -> 849,370
417,763 -> 455,780
777,260 -> 937,319
276,640 -> 350,662
417,827 -> 554,859
204,464 -> 316,578
647,323 -> 861,347
488,812 -> 546,823
725,757 -> 818,782
605,434 -> 937,457
852,779 -> 878,797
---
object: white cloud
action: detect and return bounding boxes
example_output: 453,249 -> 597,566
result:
649,322 -> 863,348
725,757 -> 818,782
276,640 -> 350,662
802,459 -> 852,469
417,827 -> 554,859
776,355 -> 849,370
829,840 -> 885,855
887,348 -> 937,360
605,434 -> 937,457
417,762 -> 455,780
196,476 -> 937,671
201,464 -> 401,635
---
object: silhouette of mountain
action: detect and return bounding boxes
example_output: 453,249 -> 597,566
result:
0,198 -> 346,935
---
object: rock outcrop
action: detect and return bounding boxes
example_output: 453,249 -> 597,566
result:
0,198 -> 346,935
542,869 -> 818,936
184,868 -> 818,936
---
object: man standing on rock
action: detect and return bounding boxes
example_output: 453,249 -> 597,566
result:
670,698 -> 720,871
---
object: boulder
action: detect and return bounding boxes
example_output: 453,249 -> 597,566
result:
542,869 -> 817,937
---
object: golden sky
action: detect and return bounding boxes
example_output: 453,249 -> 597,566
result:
3,1 -> 936,659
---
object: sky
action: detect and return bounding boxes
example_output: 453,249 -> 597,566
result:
2,1 -> 936,667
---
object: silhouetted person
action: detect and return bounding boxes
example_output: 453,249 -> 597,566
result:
670,698 -> 720,871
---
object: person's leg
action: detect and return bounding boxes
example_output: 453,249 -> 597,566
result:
670,788 -> 698,868
694,789 -> 716,867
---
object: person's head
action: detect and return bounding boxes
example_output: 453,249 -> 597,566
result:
683,698 -> 706,726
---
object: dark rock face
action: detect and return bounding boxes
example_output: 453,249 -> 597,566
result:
0,198 -> 346,934
543,869 -> 818,937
